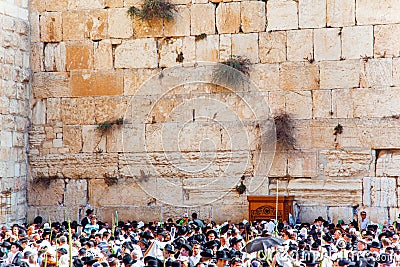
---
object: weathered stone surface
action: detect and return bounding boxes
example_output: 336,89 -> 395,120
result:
259,31 -> 286,63
27,178 -> 64,206
288,150 -> 317,177
133,17 -> 163,38
164,5 -> 190,37
94,40 -> 113,70
94,96 -> 129,124
342,26 -> 373,59
195,35 -> 219,62
356,0 -> 400,25
392,58 -> 400,87
249,63 -> 280,91
314,28 -> 341,61
285,90 -> 312,119
363,177 -> 397,207
240,1 -> 265,33
159,38 -> 184,68
232,33 -> 258,63
375,150 -> 400,177
45,0 -> 68,11
44,42 -> 66,72
190,4 -> 216,35
374,24 -> 400,58
32,72 -> 70,98
115,39 -> 158,68
280,62 -> 319,91
123,68 -> 161,96
68,0 -> 105,10
219,34 -> 231,61
327,0 -> 355,27
319,149 -> 371,177
62,11 -> 85,40
63,126 -> 82,153
216,3 -> 240,34
30,12 -> 40,42
108,8 -> 133,39
30,42 -> 43,72
81,126 -> 106,153
320,60 -> 360,89
70,70 -> 124,97
65,179 -> 87,206
266,0 -> 298,31
299,0 -> 326,28
312,90 -> 332,118
85,10 -> 107,40
65,41 -> 93,70
105,0 -> 123,7
61,98 -> 96,125
360,58 -> 393,89
39,12 -> 62,42
287,29 -> 313,62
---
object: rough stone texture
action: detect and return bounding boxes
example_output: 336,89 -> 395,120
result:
195,35 -> 219,62
65,41 -> 93,70
190,4 -> 215,35
39,12 -> 62,42
374,24 -> 400,58
115,39 -> 158,68
216,3 -> 240,34
280,62 -> 319,90
326,0 -> 355,27
266,0 -> 298,31
108,8 -> 133,39
299,0 -> 326,29
341,26 -> 373,59
164,6 -> 190,37
240,1 -> 265,33
320,60 -> 360,89
287,29 -> 313,62
314,28 -> 341,61
70,70 -> 124,96
259,31 -> 286,63
231,33 -> 259,63
356,0 -> 400,25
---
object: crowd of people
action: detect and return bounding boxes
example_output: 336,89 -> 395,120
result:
0,209 -> 399,267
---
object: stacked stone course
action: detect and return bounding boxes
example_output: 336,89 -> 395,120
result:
26,0 -> 400,223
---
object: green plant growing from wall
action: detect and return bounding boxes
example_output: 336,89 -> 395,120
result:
274,112 -> 296,150
333,123 -> 343,142
94,118 -> 124,153
128,0 -> 177,21
212,55 -> 251,87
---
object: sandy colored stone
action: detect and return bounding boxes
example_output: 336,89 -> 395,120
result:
32,100 -> 46,125
360,58 -> 393,89
94,96 -> 129,125
108,8 -> 133,39
356,0 -> 400,25
85,10 -> 107,40
27,178 -> 64,206
375,150 -> 400,177
216,3 -> 240,34
115,39 -> 158,68
232,33 -> 259,63
30,42 -> 44,72
94,40 -> 113,70
363,177 -> 397,207
64,179 -> 87,206
342,26 -> 373,59
81,125 -> 106,152
68,0 -> 105,10
195,35 -> 219,62
65,41 -> 93,70
61,98 -> 96,125
46,98 -> 62,122
392,58 -> 400,87
39,12 -> 62,42
320,60 -> 360,89
240,1 -> 265,33
159,38 -> 184,68
312,90 -> 332,118
45,0 -> 68,11
219,34 -> 231,61
266,0 -> 298,31
287,29 -> 313,62
280,62 -> 319,91
259,31 -> 286,63
30,0 -> 46,12
285,90 -> 312,119
133,16 -> 163,38
314,28 -> 341,61
164,5 -> 190,37
63,126 -> 82,153
32,72 -> 70,98
374,24 -> 400,58
106,0 -> 123,8
299,0 -> 326,29
30,12 -> 40,42
44,42 -> 66,72
123,68 -> 161,96
70,70 -> 124,97
288,149 -> 317,177
190,4 -> 216,35
327,0 -> 355,27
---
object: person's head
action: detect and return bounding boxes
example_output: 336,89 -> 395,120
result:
357,240 -> 367,251
192,213 -> 198,220
230,257 -> 242,267
192,243 -> 201,256
90,215 -> 97,224
360,211 -> 367,219
180,244 -> 192,257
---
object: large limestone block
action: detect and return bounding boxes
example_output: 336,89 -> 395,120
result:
314,28 -> 341,61
94,96 -> 129,124
320,149 -> 371,177
356,0 -> 400,25
32,72 -> 70,98
374,24 -> 400,58
30,0 -> 46,12
159,38 -> 184,68
360,58 -> 392,89
32,100 -> 46,125
393,58 -> 400,87
65,179 -> 87,206
363,177 -> 397,207
39,12 -> 62,42
85,10 -> 107,40
106,0 -> 123,7
259,31 -> 286,63
266,0 -> 298,31
287,29 -> 313,62
46,98 -> 62,122
219,34 -> 231,61
164,5 -> 190,37
285,90 -> 312,119
331,89 -> 353,118
123,68 -> 161,96
327,0 -> 355,27
133,17 -> 163,38
108,8 -> 133,39
61,98 -> 96,125
299,0 -> 326,28
320,60 -> 360,89
342,26 -> 373,59
66,41 -> 93,70
94,40 -> 113,70
190,4 -> 216,35
312,90 -> 331,118
30,12 -> 40,42
249,63 -> 280,91
27,178 -> 64,206
63,126 -> 82,153
216,2 -> 240,34
375,150 -> 400,177
44,42 -> 66,72
30,42 -> 43,72
268,151 -> 287,177
45,0 -> 68,11
70,70 -> 124,97
280,62 -> 319,90
81,125 -> 106,152
68,0 -> 105,10
288,150 -> 317,177
240,1 -> 265,33
115,39 -> 158,68
62,11 -> 85,40
232,33 -> 259,63
195,35 -> 219,62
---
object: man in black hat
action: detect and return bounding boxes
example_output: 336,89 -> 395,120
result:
199,249 -> 214,265
216,250 -> 230,267
82,209 -> 94,229
5,241 -> 24,266
229,237 -> 243,251
188,242 -> 201,266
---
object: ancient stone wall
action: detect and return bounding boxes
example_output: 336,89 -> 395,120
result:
0,0 -> 30,224
28,0 -> 400,224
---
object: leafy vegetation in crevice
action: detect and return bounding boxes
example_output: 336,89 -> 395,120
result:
128,0 -> 177,21
274,112 -> 296,150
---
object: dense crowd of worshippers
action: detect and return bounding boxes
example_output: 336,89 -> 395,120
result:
0,209 -> 400,267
